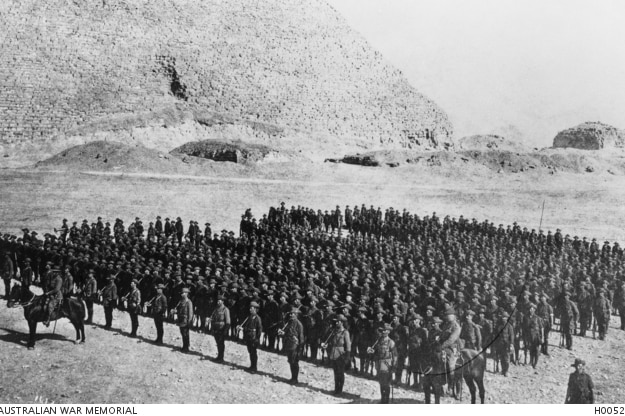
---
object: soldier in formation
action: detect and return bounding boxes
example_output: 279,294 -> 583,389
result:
1,203 -> 624,399
368,323 -> 397,403
278,306 -> 304,384
210,295 -> 230,362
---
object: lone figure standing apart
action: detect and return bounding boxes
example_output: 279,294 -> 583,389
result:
369,323 -> 397,403
239,301 -> 263,373
322,314 -> 351,395
279,306 -> 304,384
177,287 -> 194,353
565,358 -> 594,404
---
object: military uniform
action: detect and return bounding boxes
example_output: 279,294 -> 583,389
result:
281,308 -> 304,383
438,310 -> 461,372
536,298 -> 553,354
565,360 -> 594,404
82,273 -> 98,324
152,287 -> 168,344
101,278 -> 118,329
460,312 -> 482,350
326,316 -> 351,395
559,294 -> 576,350
177,288 -> 194,352
495,313 -> 515,376
44,272 -> 63,326
407,314 -> 428,388
210,298 -> 230,362
127,281 -> 141,337
522,306 -> 543,368
370,326 -> 397,404
593,292 -> 611,340
242,304 -> 263,372
389,316 -> 409,384
2,254 -> 14,300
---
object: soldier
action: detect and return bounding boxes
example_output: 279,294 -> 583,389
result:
239,301 -> 263,373
522,303 -> 543,368
82,269 -> 98,324
559,291 -> 576,350
126,279 -> 141,337
438,306 -> 461,374
21,258 -> 34,298
460,310 -> 482,350
209,295 -> 230,362
577,283 -> 593,337
536,293 -> 553,355
495,311 -> 515,376
278,307 -> 304,384
151,284 -> 168,344
322,314 -> 351,396
407,312 -> 428,390
101,276 -> 118,329
564,358 -> 594,404
1,253 -> 14,300
368,323 -> 397,404
389,313 -> 409,385
353,306 -> 372,374
61,266 -> 74,298
593,289 -> 611,340
176,287 -> 194,353
474,306 -> 492,352
57,218 -> 69,242
164,217 -> 173,237
154,216 -> 163,236
43,270 -> 63,327
175,217 -> 184,244
614,281 -> 625,331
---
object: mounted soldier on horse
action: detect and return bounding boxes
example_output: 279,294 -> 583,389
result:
9,268 -> 86,349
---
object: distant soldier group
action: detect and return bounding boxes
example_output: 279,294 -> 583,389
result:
1,202 -> 620,403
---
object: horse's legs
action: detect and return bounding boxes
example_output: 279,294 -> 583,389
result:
27,320 -> 37,349
477,378 -> 485,404
465,375 -> 476,404
78,321 -> 85,343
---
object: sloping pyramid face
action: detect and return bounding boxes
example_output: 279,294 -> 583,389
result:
0,0 -> 453,157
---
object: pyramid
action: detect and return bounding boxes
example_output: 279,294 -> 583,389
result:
0,0 -> 453,161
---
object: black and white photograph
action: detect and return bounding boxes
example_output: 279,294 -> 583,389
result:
0,0 -> 624,406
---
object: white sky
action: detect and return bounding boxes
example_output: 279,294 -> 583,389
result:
327,0 -> 625,147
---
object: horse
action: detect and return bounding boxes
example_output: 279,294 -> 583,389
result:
423,348 -> 486,404
457,349 -> 486,404
10,285 -> 86,349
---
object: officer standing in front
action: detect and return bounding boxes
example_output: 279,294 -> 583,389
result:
82,270 -> 97,325
322,314 -> 351,396
278,306 -> 304,384
127,279 -> 141,337
210,294 -> 231,362
368,323 -> 397,403
239,301 -> 263,372
152,284 -> 168,344
177,287 -> 194,353
101,276 -> 118,329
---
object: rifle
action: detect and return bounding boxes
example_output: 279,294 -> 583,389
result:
236,316 -> 250,336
